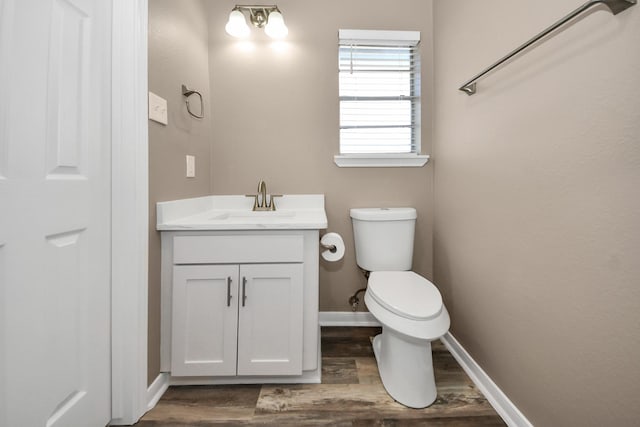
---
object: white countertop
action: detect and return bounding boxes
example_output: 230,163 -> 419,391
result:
156,195 -> 328,231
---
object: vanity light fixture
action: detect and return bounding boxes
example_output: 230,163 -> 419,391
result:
225,5 -> 288,39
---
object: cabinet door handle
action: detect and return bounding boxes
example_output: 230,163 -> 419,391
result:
226,277 -> 232,307
242,277 -> 247,307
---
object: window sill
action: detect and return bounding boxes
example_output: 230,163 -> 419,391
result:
333,154 -> 430,168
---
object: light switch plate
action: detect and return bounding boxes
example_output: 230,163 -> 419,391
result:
148,91 -> 168,125
186,155 -> 195,178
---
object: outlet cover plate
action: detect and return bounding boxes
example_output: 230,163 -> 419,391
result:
186,155 -> 195,178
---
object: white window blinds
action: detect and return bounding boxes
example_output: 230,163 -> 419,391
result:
339,30 -> 421,155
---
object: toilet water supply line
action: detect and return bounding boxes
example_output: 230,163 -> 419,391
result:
349,288 -> 367,311
349,268 -> 370,312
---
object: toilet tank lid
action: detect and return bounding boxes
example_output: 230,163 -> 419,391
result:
350,207 -> 416,221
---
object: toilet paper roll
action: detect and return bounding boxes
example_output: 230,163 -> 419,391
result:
320,232 -> 345,262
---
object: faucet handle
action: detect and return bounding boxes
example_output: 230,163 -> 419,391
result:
268,194 -> 283,211
245,194 -> 259,211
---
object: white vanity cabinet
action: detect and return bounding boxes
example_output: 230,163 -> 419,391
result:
160,228 -> 322,385
158,194 -> 327,385
171,263 -> 303,377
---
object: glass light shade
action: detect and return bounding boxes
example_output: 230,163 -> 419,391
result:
225,10 -> 250,38
264,11 -> 288,39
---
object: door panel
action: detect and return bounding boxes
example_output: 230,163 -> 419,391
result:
237,264 -> 304,376
46,0 -> 91,179
1,0 -> 112,425
172,265 -> 239,376
43,230 -> 91,427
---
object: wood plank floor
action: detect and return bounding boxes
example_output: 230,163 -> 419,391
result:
137,327 -> 506,426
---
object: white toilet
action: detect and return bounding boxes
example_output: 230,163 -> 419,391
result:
350,207 -> 450,409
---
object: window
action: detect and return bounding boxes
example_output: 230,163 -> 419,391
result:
336,29 -> 428,167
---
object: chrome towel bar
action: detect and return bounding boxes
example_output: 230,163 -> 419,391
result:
459,0 -> 636,95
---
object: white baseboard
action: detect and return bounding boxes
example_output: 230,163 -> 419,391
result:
146,372 -> 170,412
440,333 -> 533,427
319,311 -> 381,327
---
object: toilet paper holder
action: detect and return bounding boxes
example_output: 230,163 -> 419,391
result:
320,242 -> 337,253
320,232 -> 345,263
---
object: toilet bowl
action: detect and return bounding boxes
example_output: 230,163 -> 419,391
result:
350,208 -> 450,408
365,271 -> 449,408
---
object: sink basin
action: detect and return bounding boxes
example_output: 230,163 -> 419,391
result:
208,211 -> 296,221
230,211 -> 296,218
208,212 -> 230,220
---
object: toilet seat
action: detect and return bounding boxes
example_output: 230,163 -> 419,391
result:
368,271 -> 443,321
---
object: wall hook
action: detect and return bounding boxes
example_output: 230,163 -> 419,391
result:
181,84 -> 204,119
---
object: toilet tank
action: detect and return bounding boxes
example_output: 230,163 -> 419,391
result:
350,207 -> 417,271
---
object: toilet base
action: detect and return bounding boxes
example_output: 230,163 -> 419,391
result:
372,328 -> 438,409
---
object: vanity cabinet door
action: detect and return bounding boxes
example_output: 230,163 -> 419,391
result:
171,264 -> 239,376
237,263 -> 304,376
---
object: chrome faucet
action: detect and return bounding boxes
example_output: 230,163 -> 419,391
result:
246,180 -> 282,211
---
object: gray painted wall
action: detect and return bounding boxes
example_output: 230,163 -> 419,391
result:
148,0 -> 212,385
433,1 -> 640,425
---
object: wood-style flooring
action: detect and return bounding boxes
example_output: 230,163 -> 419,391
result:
137,327 -> 506,426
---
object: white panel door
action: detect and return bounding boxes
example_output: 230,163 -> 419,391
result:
0,0 -> 112,426
171,265 -> 239,376
237,264 -> 304,376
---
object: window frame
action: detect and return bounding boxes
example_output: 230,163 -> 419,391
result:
335,29 -> 429,168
